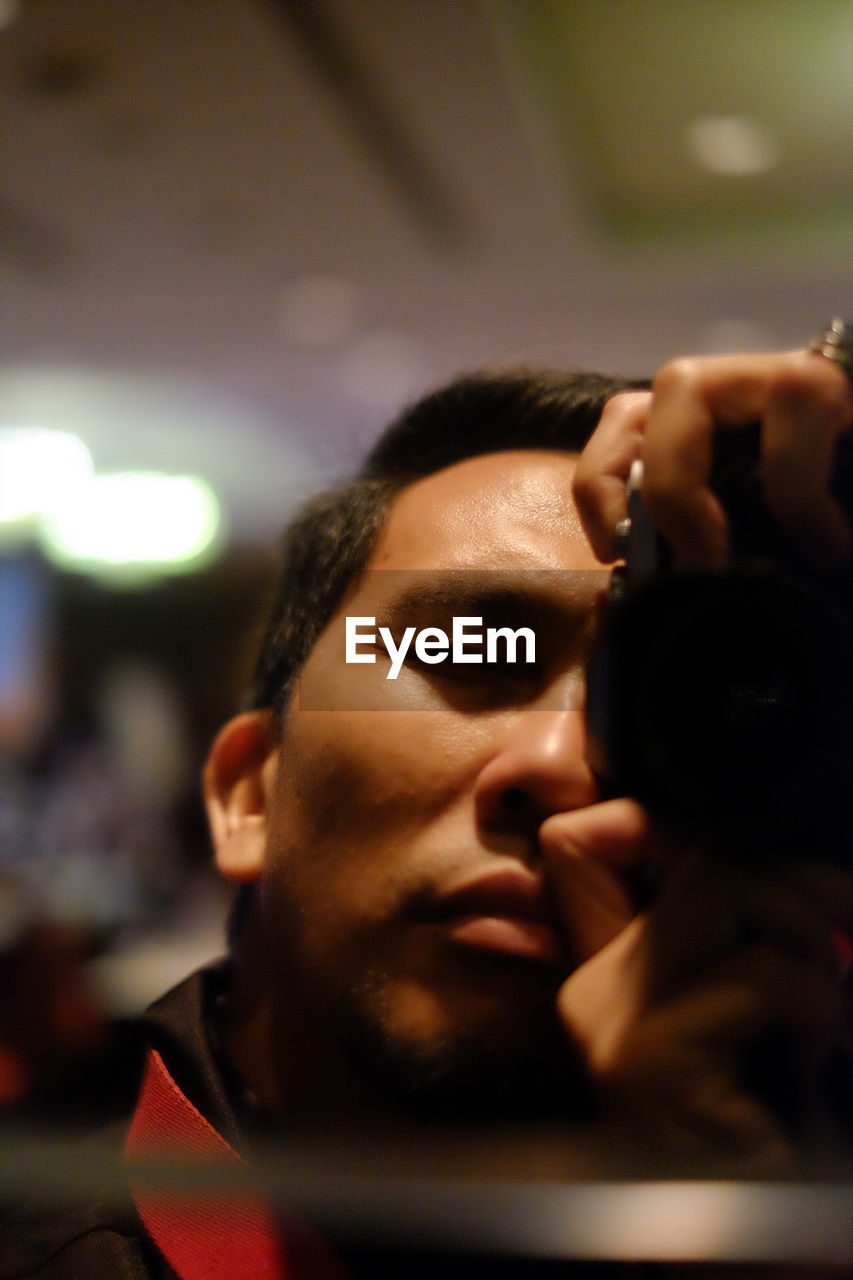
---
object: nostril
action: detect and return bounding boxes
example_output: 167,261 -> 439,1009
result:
501,787 -> 529,812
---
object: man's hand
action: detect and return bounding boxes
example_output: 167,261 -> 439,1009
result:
561,346 -> 853,1162
540,800 -> 853,1166
573,349 -> 853,568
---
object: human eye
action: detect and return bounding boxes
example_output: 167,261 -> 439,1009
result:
407,647 -> 548,708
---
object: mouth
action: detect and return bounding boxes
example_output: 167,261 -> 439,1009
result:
425,868 -> 567,968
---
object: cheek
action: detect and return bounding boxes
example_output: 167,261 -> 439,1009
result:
263,709 -> 501,922
259,711 -> 495,968
277,709 -> 493,849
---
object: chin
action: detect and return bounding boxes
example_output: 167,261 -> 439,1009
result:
330,967 -> 594,1123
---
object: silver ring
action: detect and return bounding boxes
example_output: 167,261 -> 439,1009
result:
809,316 -> 853,375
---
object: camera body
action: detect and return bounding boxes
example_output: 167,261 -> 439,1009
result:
585,426 -> 853,864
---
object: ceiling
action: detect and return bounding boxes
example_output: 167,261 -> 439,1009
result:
2,0 -> 853,543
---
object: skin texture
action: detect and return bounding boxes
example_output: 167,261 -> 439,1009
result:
209,451 -> 612,1123
207,363 -> 853,1162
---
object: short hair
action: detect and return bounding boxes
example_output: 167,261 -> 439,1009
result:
247,367 -> 647,722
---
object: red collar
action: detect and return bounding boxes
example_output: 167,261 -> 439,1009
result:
126,1047 -> 350,1280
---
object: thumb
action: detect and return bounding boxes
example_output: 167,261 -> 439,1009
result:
539,799 -> 677,963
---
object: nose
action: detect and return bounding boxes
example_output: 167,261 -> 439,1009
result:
474,705 -> 599,841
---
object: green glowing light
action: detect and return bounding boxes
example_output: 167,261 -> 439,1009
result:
41,472 -> 221,577
0,428 -> 93,522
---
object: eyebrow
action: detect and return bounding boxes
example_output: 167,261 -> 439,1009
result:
376,571 -> 604,636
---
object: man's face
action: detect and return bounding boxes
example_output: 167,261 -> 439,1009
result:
249,451 -> 609,1116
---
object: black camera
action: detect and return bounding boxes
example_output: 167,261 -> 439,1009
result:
585,423 -> 853,864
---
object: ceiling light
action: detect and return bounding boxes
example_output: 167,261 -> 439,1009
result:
0,428 -> 93,523
685,115 -> 781,176
41,473 -> 221,578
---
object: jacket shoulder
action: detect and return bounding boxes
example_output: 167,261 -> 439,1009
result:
0,1201 -> 167,1279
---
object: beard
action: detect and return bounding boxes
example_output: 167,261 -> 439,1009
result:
326,963 -> 596,1125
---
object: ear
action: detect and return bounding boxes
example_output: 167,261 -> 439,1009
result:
203,710 -> 277,883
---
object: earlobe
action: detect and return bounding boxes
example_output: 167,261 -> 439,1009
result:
204,710 -> 277,883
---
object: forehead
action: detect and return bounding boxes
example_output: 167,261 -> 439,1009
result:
368,450 -> 605,573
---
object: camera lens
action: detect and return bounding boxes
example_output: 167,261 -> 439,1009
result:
588,570 -> 853,861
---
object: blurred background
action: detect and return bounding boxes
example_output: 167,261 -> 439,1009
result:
2,0 -> 853,1101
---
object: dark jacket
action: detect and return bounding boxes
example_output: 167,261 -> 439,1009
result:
0,965 -> 777,1280
0,966 -> 243,1279
0,970 -> 194,1278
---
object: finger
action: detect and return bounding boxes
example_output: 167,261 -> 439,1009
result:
665,1074 -> 792,1167
641,358 -> 733,568
557,914 -> 649,1033
623,979 -> 839,1162
573,391 -> 650,562
643,856 -> 842,1000
539,797 -> 678,870
762,366 -> 853,564
641,351 -> 853,567
598,1027 -> 793,1165
545,841 -> 635,960
688,945 -> 845,1041
540,798 -> 682,963
562,972 -> 810,1165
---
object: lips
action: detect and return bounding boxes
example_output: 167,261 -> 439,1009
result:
426,868 -> 566,967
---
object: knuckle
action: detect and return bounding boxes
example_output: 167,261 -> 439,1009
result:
651,357 -> 703,396
603,389 -> 652,417
768,352 -> 850,414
